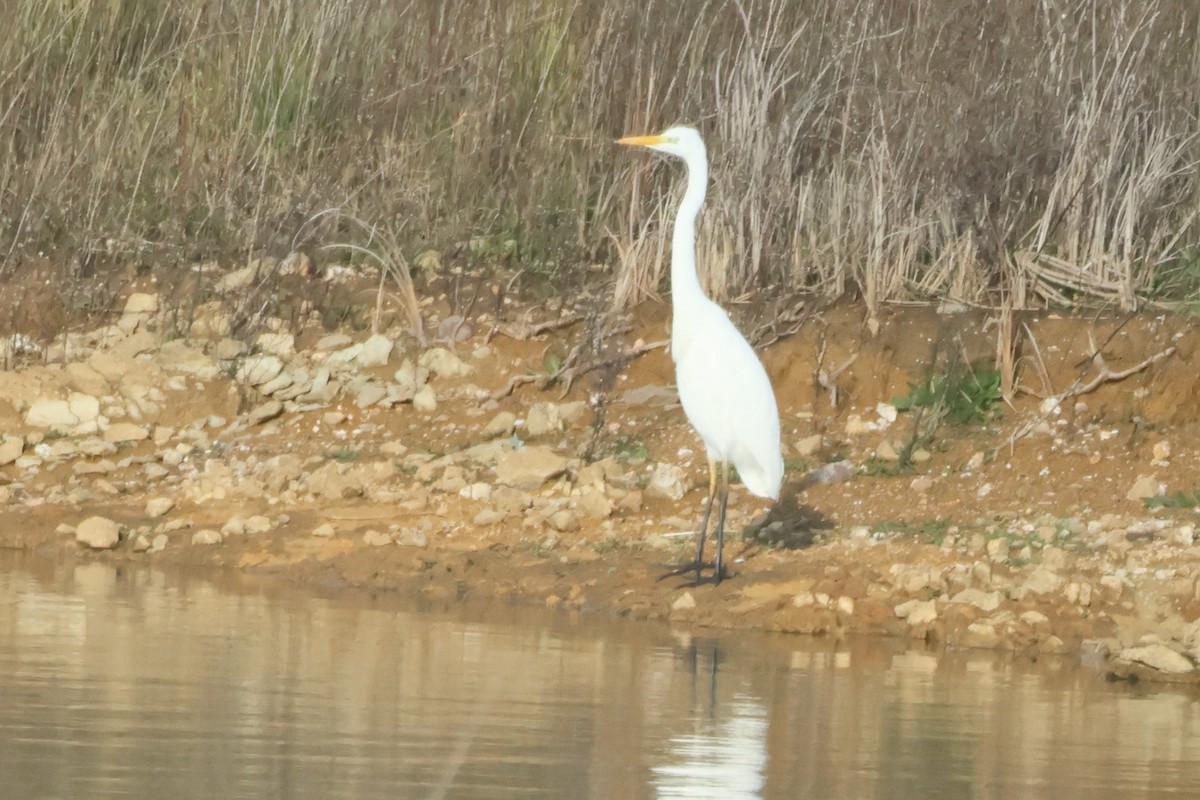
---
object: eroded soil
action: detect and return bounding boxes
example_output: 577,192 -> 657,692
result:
3,281 -> 1200,682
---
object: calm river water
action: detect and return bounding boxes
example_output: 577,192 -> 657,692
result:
0,550 -> 1198,799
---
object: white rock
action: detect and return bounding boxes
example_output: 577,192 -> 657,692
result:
326,343 -> 364,364
1118,644 -> 1195,674
64,362 -> 110,396
25,399 -> 78,429
482,411 -> 517,438
315,333 -> 352,351
645,463 -> 690,501
524,403 -> 563,437
247,400 -> 284,425
413,385 -> 437,412
495,446 -> 568,490
895,599 -> 938,626
1126,474 -> 1163,502
1022,567 -> 1064,596
191,529 -> 223,545
237,355 -> 284,386
949,588 -> 1002,612
75,516 -> 122,549
354,384 -> 388,409
672,592 -> 697,611
395,528 -> 428,547
103,422 -> 149,443
145,497 -> 175,518
118,293 -> 159,332
312,523 -> 335,538
215,264 -> 258,292
418,347 -> 472,379
255,332 -> 295,358
355,334 -> 394,368
244,515 -> 272,534
362,529 -> 392,547
0,435 -> 23,466
794,434 -> 822,457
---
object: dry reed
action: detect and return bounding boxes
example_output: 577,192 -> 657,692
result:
2,0 -> 1199,315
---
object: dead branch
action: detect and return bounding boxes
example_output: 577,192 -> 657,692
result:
749,299 -> 811,349
490,337 -> 667,400
485,312 -> 584,344
1008,338 -> 1175,445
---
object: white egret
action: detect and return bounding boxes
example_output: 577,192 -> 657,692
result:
617,125 -> 783,585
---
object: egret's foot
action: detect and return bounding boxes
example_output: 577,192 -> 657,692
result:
674,565 -> 731,587
656,560 -> 715,582
657,561 -> 729,585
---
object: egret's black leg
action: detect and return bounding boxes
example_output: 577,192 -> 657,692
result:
676,462 -> 731,587
712,461 -> 730,583
658,455 -> 718,582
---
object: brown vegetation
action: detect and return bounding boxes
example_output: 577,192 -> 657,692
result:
3,0 -> 1200,317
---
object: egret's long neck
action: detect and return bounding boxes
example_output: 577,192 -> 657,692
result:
670,149 -> 708,307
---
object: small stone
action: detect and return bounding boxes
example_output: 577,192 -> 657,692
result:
1126,474 -> 1163,502
395,528 -> 428,547
986,537 -> 1009,564
899,599 -> 938,626
963,622 -> 1001,649
413,385 -> 437,412
312,523 -> 336,538
355,334 -> 394,368
418,347 -> 472,379
255,332 -> 295,358
844,415 -> 872,435
75,516 -> 122,549
145,497 -> 175,518
646,463 -> 690,501
875,440 -> 900,461
0,435 -> 23,466
237,354 -> 285,386
119,292 -> 159,332
151,533 -> 169,552
794,434 -> 822,457
495,446 -> 568,490
215,338 -> 247,360
362,529 -> 392,547
191,529 -> 223,545
1152,440 -> 1171,461
247,400 -> 284,426
672,592 -> 697,611
546,509 -> 579,532
525,403 -> 563,437
1022,567 -> 1064,596
836,596 -> 855,616
25,399 -> 79,430
482,411 -> 517,438
473,509 -> 507,526
949,588 -> 1002,612
244,515 -> 271,534
556,401 -> 587,425
1117,644 -> 1195,675
103,422 -> 150,443
910,475 -> 933,494
354,383 -> 388,409
132,534 -> 152,553
1020,610 -> 1049,626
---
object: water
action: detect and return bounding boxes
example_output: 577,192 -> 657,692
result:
1,551 -> 1198,799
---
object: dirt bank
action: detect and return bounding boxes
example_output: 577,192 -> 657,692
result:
2,277 -> 1200,684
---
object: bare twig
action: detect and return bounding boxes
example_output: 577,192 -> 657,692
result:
490,338 -> 667,400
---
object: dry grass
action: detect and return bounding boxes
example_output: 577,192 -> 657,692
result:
2,0 -> 1200,318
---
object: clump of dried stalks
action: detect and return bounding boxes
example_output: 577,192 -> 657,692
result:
2,1 -> 1199,318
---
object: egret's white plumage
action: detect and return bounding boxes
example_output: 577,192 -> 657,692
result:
618,125 -> 783,583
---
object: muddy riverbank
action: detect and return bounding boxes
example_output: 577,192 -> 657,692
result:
2,270 -> 1200,683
